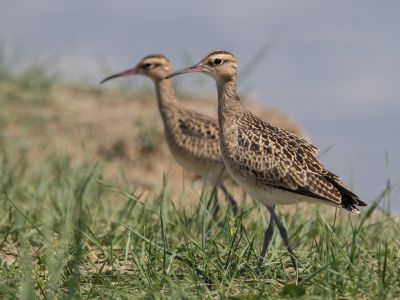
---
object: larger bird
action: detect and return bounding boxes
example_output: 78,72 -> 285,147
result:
100,55 -> 238,213
166,51 -> 367,270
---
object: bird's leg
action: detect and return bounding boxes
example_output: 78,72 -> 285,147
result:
266,206 -> 297,271
219,182 -> 239,215
258,206 -> 274,267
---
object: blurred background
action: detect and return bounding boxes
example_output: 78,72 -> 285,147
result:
0,0 -> 399,208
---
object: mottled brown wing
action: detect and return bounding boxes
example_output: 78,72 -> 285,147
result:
237,111 -> 343,204
175,109 -> 221,162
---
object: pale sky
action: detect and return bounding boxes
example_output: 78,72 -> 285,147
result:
1,0 -> 399,208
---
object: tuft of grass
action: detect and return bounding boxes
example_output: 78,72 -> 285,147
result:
0,58 -> 57,106
133,116 -> 164,155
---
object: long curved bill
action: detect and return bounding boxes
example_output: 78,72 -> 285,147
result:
165,64 -> 206,79
100,67 -> 137,84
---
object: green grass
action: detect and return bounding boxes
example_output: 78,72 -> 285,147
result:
0,53 -> 399,299
0,144 -> 399,299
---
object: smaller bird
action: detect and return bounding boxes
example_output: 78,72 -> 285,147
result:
100,54 -> 238,214
166,51 -> 367,270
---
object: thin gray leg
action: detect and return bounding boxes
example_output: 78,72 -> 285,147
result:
266,206 -> 297,270
219,182 -> 239,215
258,207 -> 274,267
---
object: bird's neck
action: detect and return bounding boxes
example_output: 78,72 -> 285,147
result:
217,78 -> 243,125
154,79 -> 179,118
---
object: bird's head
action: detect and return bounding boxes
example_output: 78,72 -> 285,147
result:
166,51 -> 237,83
100,54 -> 171,84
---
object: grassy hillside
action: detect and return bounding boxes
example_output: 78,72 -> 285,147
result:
0,64 -> 398,298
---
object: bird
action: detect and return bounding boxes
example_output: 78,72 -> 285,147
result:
166,51 -> 367,270
100,54 -> 239,214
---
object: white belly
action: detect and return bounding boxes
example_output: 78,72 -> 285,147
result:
167,141 -> 227,184
173,151 -> 224,181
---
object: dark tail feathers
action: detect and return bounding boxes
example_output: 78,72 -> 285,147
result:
326,175 -> 367,214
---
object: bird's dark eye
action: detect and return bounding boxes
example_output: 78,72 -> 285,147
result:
214,58 -> 222,65
143,63 -> 154,69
